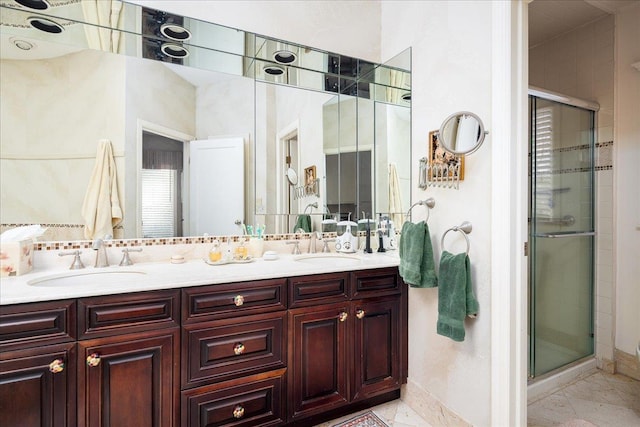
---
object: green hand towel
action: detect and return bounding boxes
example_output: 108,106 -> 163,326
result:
399,221 -> 437,288
293,214 -> 311,233
436,251 -> 479,342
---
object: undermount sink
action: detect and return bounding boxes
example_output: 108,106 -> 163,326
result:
27,269 -> 147,287
293,253 -> 362,266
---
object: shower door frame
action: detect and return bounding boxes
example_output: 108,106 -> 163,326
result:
527,87 -> 599,380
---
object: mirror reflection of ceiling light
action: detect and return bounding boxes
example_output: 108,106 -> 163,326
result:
160,23 -> 192,41
14,0 -> 50,10
161,43 -> 189,58
273,50 -> 297,64
264,65 -> 285,76
27,16 -> 64,34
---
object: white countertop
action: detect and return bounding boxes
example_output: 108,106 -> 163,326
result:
0,252 -> 400,305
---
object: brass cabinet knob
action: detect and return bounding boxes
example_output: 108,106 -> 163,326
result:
338,311 -> 348,322
49,359 -> 65,373
234,295 -> 244,307
233,343 -> 245,355
356,309 -> 365,319
86,353 -> 101,367
232,405 -> 245,419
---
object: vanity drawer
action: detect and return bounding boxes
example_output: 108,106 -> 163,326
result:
182,278 -> 286,323
78,290 -> 180,339
182,311 -> 286,388
351,267 -> 402,299
0,300 -> 76,352
181,368 -> 286,427
288,272 -> 349,308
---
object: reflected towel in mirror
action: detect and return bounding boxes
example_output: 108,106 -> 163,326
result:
81,140 -> 123,239
293,214 -> 311,233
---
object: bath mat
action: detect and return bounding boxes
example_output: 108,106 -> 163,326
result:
332,411 -> 389,427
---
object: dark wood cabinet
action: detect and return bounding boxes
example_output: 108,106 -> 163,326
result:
77,328 -> 179,427
287,268 -> 406,425
1,267 -> 406,427
0,342 -> 76,427
352,296 -> 401,401
288,302 -> 350,422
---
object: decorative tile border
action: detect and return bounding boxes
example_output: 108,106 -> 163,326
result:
529,140 -> 613,175
0,228 -> 398,252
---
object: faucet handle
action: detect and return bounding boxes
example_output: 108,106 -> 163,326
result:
322,239 -> 336,253
119,248 -> 143,266
286,241 -> 301,255
59,250 -> 84,270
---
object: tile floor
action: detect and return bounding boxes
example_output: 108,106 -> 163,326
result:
528,370 -> 640,427
318,370 -> 639,427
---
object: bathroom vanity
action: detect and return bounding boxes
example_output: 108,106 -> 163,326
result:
0,257 -> 407,427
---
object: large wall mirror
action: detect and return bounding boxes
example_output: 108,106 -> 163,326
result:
0,0 -> 411,242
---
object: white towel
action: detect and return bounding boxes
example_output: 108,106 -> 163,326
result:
388,163 -> 403,227
81,140 -> 123,239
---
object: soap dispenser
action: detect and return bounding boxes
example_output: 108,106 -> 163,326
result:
208,239 -> 222,262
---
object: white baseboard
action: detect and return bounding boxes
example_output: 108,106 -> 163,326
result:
402,380 -> 471,427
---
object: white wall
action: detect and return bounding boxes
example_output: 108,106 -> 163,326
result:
614,3 -> 640,361
380,2 -> 494,425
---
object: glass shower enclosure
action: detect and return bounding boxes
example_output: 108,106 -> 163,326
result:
528,92 -> 597,378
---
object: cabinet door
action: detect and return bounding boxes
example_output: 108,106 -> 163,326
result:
0,343 -> 76,427
77,329 -> 179,427
352,297 -> 401,401
288,303 -> 349,422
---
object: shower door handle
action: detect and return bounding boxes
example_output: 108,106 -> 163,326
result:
535,231 -> 596,238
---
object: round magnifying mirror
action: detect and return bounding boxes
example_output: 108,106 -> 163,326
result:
286,167 -> 298,185
438,111 -> 487,155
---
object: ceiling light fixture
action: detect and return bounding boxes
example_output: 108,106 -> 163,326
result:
161,43 -> 189,58
273,50 -> 297,64
160,23 -> 192,41
27,16 -> 64,34
11,38 -> 34,51
264,65 -> 285,76
14,0 -> 50,10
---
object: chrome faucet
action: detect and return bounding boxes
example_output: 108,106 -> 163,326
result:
308,231 -> 322,253
92,235 -> 111,268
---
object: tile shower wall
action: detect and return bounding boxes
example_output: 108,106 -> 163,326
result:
530,15 -> 615,369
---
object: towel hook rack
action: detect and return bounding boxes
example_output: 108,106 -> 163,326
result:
441,221 -> 472,255
405,197 -> 436,222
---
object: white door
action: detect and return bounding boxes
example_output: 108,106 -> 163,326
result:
189,137 -> 244,235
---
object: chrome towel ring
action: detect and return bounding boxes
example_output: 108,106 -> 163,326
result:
441,221 -> 472,255
405,197 -> 436,222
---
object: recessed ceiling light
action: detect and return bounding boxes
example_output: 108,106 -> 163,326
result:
160,23 -> 192,41
264,65 -> 285,76
11,38 -> 34,51
161,43 -> 189,58
273,50 -> 297,64
27,16 -> 63,34
14,0 -> 50,10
